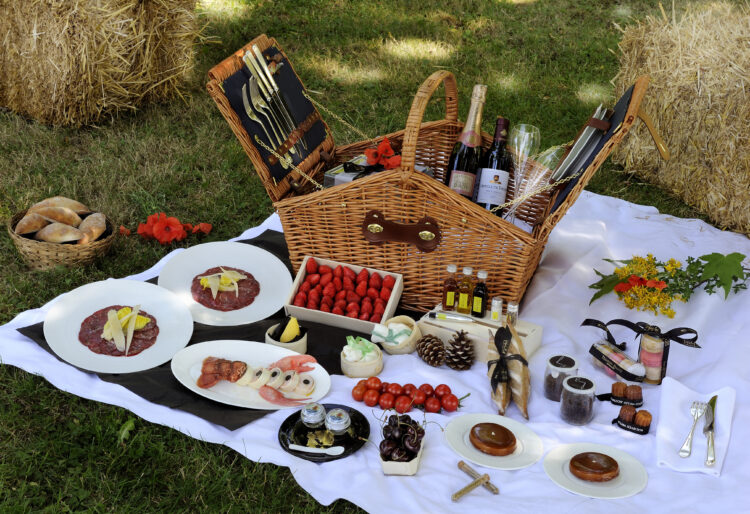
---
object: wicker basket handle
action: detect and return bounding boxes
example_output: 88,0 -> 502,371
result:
400,70 -> 459,180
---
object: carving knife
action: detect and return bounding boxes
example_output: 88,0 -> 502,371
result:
703,395 -> 717,466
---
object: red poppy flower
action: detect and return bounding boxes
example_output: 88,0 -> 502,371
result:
152,215 -> 187,244
646,279 -> 667,290
383,154 -> 401,170
192,222 -> 212,235
119,225 -> 131,236
627,275 -> 647,287
614,282 -> 633,293
182,223 -> 193,232
364,138 -> 399,168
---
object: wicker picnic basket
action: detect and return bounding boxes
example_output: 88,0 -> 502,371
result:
207,35 -> 650,311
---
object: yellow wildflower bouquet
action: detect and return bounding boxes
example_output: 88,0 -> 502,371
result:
589,253 -> 749,318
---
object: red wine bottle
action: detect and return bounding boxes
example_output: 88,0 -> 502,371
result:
473,116 -> 513,214
444,85 -> 487,198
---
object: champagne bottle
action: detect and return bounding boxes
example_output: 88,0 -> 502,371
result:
474,116 -> 513,214
444,84 -> 487,198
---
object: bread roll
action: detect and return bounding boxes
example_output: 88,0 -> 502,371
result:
34,223 -> 84,243
77,213 -> 106,245
30,196 -> 90,215
28,206 -> 82,227
14,213 -> 50,235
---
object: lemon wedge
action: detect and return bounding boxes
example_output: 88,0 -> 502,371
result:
198,268 -> 247,299
101,307 -> 150,341
279,317 -> 301,343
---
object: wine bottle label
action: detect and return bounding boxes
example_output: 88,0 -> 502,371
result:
472,296 -> 483,313
446,291 -> 455,306
476,168 -> 509,206
459,130 -> 481,148
458,293 -> 469,309
449,170 -> 476,197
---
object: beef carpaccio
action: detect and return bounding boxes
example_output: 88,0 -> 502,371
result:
78,305 -> 159,356
190,266 -> 260,311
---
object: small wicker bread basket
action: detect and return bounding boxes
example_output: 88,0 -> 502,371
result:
7,210 -> 116,270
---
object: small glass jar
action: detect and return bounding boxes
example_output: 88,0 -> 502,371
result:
490,297 -> 503,323
325,408 -> 351,435
560,376 -> 595,425
544,354 -> 578,402
300,403 -> 326,429
506,301 -> 519,327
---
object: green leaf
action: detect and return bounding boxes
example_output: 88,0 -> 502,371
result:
589,273 -> 622,304
698,252 -> 747,298
117,418 -> 136,445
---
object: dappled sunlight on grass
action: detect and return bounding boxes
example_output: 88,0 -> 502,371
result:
198,0 -> 250,19
487,70 -> 522,93
301,55 -> 385,85
381,38 -> 455,61
576,82 -> 612,105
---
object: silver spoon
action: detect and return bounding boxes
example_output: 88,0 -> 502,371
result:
289,444 -> 344,456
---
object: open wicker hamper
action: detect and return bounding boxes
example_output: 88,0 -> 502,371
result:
207,34 -> 652,312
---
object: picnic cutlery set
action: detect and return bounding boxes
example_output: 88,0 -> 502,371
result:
679,395 -> 717,466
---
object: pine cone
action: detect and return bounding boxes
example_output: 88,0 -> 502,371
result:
445,330 -> 474,371
416,334 -> 445,367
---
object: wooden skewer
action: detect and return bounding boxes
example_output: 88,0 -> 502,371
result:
452,474 -> 490,502
637,107 -> 671,161
457,461 -> 499,494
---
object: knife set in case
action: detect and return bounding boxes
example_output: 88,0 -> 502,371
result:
583,318 -> 700,386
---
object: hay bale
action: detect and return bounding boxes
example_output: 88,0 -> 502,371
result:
612,2 -> 750,234
0,0 -> 199,127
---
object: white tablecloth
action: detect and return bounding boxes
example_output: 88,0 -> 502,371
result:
2,192 -> 748,512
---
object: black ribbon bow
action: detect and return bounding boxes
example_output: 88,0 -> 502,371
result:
487,326 -> 528,392
581,318 -> 700,349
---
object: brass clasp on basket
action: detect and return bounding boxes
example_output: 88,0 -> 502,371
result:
362,210 -> 441,252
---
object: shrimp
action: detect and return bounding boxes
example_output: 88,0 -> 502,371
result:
259,385 -> 309,406
268,354 -> 317,373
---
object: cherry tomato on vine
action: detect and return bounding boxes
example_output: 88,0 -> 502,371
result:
409,389 -> 426,406
356,379 -> 367,388
380,382 -> 390,394
352,384 -> 367,402
441,393 -> 459,412
424,396 -> 441,413
363,389 -> 380,407
386,383 -> 404,397
434,384 -> 451,399
365,377 -> 382,391
402,383 -> 417,396
419,384 -> 434,397
394,395 -> 413,413
378,392 -> 395,410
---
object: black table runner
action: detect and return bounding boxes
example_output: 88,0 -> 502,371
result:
17,230 -> 366,431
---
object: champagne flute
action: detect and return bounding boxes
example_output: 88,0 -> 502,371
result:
505,124 -> 540,223
504,145 -> 565,223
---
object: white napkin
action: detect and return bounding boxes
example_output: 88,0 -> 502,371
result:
656,377 -> 736,477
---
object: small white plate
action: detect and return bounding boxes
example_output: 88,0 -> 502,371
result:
445,413 -> 543,470
170,340 -> 331,410
43,279 -> 194,374
543,443 -> 648,499
158,242 -> 293,326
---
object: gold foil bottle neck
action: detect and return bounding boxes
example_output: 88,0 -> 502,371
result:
471,84 -> 488,103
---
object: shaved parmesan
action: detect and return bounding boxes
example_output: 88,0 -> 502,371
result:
125,305 -> 140,356
199,268 -> 246,298
107,309 -> 126,352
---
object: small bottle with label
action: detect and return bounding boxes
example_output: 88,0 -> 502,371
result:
471,270 -> 488,318
506,301 -> 519,328
456,267 -> 474,315
490,297 -> 503,323
442,264 -> 459,311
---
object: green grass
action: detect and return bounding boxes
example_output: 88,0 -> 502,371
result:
0,0 -> 707,511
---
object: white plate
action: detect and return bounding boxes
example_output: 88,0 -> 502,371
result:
157,242 -> 293,326
445,413 -> 543,470
43,279 -> 194,374
543,443 -> 648,499
170,340 -> 331,410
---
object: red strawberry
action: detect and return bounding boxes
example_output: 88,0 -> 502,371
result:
309,290 -> 321,302
321,295 -> 334,307
343,277 -> 355,291
355,281 -> 367,297
318,265 -> 333,275
346,301 -> 360,313
322,283 -> 336,297
299,282 -> 311,294
374,303 -> 385,316
357,269 -> 369,283
346,311 -> 358,318
335,290 -> 347,301
333,276 -> 343,291
374,298 -> 386,309
332,306 -> 344,316
308,273 -> 321,286
380,287 -> 392,302
293,299 -> 305,307
333,265 -> 344,278
346,291 -> 361,304
358,312 -> 370,321
312,284 -> 322,294
361,295 -> 372,305
306,300 -> 318,310
382,275 -> 396,290
367,287 -> 379,300
361,302 -> 373,315
294,292 -> 307,304
320,273 -> 333,287
370,313 -> 382,323
305,259 -> 318,274
343,267 -> 357,280
334,299 -> 347,310
320,303 -> 331,313
369,272 -> 382,289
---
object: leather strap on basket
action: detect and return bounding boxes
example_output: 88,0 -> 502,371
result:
400,70 -> 459,185
362,210 -> 441,252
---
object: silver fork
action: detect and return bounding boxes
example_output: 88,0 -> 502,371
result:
679,401 -> 707,458
248,76 -> 296,156
241,83 -> 290,169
